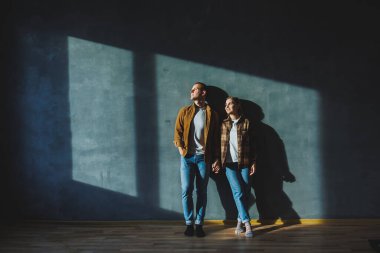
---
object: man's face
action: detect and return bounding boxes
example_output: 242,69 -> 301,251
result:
190,84 -> 205,101
225,98 -> 239,115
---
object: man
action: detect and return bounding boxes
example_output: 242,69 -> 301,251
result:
174,82 -> 219,237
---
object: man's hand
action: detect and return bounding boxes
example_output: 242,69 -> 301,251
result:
212,160 -> 221,174
249,163 -> 256,176
178,147 -> 186,156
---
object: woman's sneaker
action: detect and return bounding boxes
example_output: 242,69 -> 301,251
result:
235,222 -> 244,235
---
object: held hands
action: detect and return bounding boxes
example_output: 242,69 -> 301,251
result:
212,160 -> 221,174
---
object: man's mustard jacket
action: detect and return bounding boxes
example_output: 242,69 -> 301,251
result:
174,103 -> 220,167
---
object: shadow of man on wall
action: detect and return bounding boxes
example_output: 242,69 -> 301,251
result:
206,86 -> 238,220
242,99 -> 301,225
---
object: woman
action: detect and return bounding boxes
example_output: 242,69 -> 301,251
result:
213,96 -> 256,237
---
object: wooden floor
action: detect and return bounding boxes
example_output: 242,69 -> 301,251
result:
0,220 -> 379,252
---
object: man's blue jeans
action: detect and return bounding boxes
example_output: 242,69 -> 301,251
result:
180,154 -> 209,225
225,162 -> 251,223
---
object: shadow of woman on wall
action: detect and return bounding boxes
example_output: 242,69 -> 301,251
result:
242,99 -> 300,225
207,85 -> 300,224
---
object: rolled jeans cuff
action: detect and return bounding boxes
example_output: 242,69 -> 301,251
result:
195,220 -> 203,225
238,218 -> 250,224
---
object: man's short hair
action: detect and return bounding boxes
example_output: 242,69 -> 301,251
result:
194,81 -> 207,91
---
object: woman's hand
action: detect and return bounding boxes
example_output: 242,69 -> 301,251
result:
249,162 -> 256,176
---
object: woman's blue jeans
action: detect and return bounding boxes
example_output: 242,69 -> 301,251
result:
225,162 -> 251,223
180,154 -> 209,225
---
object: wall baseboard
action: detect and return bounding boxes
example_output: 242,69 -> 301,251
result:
20,219 -> 380,226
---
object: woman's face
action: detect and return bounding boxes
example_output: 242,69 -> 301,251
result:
225,98 -> 239,115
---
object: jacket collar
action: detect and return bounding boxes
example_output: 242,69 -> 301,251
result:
191,102 -> 210,112
223,114 -> 244,123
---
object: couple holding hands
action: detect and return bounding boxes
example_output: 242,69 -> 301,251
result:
174,82 -> 256,238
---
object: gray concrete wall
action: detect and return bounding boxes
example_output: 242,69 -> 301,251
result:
3,1 -> 380,220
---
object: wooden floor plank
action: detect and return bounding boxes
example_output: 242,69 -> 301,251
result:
0,220 -> 379,252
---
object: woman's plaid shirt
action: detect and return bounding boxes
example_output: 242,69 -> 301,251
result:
220,115 -> 256,168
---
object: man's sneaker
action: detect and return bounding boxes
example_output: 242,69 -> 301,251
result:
184,225 -> 194,236
195,225 -> 206,237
